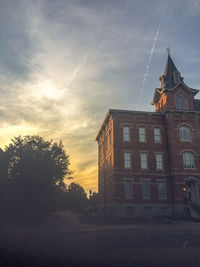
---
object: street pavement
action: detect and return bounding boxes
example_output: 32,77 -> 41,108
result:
0,212 -> 200,266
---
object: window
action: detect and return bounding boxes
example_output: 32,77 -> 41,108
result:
139,127 -> 146,142
175,95 -> 181,109
142,180 -> 150,199
182,96 -> 188,110
183,152 -> 195,169
140,152 -> 148,170
124,152 -> 131,169
174,71 -> 180,83
124,179 -> 133,199
175,94 -> 188,110
154,128 -> 161,143
158,181 -> 167,200
180,126 -> 191,142
123,126 -> 130,142
156,153 -> 163,170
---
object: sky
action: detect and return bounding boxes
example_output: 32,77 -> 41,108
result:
0,0 -> 200,193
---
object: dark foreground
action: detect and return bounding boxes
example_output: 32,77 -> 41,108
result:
0,212 -> 200,267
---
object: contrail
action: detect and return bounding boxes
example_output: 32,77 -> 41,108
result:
64,52 -> 89,90
136,25 -> 160,110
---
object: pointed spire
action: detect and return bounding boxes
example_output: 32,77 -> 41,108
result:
160,52 -> 183,89
167,46 -> 170,56
164,54 -> 178,77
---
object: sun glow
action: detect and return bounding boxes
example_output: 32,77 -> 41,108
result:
35,80 -> 68,99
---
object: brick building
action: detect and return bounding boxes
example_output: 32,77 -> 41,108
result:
95,54 -> 200,218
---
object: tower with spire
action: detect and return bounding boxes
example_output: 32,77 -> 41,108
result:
151,54 -> 199,112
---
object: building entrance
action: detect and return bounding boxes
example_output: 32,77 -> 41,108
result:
185,180 -> 199,205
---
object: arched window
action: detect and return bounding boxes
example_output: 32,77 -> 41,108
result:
179,126 -> 191,142
182,96 -> 188,110
174,71 -> 180,83
175,94 -> 188,110
175,95 -> 181,109
183,152 -> 195,169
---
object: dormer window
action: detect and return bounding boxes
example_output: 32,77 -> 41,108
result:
175,94 -> 188,110
182,96 -> 188,110
173,71 -> 180,84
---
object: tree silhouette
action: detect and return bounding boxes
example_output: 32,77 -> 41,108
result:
5,135 -> 73,213
0,149 -> 10,214
63,182 -> 88,213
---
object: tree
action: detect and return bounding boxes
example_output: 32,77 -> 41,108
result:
0,149 -> 10,214
90,192 -> 98,210
5,135 -> 72,213
63,182 -> 88,213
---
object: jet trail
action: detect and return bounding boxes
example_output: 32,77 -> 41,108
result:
136,25 -> 160,110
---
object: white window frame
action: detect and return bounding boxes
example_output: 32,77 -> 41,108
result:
142,179 -> 150,199
124,152 -> 131,169
157,180 -> 167,200
139,127 -> 146,143
179,126 -> 191,142
123,126 -> 130,142
155,153 -> 163,170
124,179 -> 133,199
140,152 -> 148,170
183,152 -> 195,169
154,128 -> 161,143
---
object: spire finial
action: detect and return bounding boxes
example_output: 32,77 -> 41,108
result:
167,46 -> 170,55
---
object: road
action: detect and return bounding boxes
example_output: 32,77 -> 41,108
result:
0,212 -> 200,266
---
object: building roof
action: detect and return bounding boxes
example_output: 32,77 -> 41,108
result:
95,109 -> 162,141
95,107 -> 200,141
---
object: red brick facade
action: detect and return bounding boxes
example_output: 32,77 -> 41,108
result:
96,55 -> 200,218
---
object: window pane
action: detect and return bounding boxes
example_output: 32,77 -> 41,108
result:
140,153 -> 148,169
182,96 -> 188,110
154,128 -> 161,143
124,152 -> 131,169
123,126 -> 130,142
180,126 -> 191,141
158,182 -> 167,199
156,154 -> 163,170
125,180 -> 133,199
139,127 -> 146,142
183,152 -> 195,169
142,180 -> 150,199
175,95 -> 181,109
